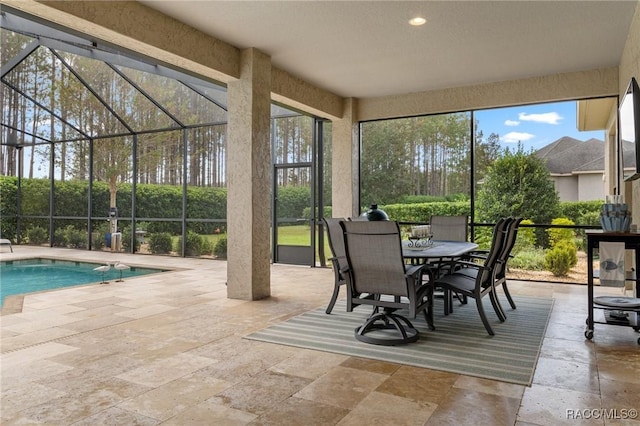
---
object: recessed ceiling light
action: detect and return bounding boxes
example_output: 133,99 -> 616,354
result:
409,17 -> 426,26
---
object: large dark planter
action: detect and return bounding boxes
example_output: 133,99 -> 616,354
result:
361,204 -> 389,221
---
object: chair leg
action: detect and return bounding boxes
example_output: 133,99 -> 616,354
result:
455,293 -> 467,305
443,289 -> 451,315
325,282 -> 342,314
502,282 -> 517,309
355,311 -> 419,345
489,290 -> 507,322
422,285 -> 435,331
475,296 -> 495,336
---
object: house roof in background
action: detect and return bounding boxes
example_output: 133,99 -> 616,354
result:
536,137 -> 605,174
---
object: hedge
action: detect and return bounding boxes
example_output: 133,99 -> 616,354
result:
377,201 -> 471,223
0,176 -> 605,243
0,176 -> 311,237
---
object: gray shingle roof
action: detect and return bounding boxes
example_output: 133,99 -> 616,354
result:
535,137 -> 604,174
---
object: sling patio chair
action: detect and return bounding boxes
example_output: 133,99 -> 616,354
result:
430,214 -> 468,241
322,217 -> 349,314
0,238 -> 13,253
458,217 -> 524,311
428,214 -> 470,304
433,217 -> 510,336
341,220 -> 434,345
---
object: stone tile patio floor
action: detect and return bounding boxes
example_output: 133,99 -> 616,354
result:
1,247 -> 639,425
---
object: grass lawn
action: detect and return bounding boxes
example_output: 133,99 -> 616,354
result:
168,225 -> 331,259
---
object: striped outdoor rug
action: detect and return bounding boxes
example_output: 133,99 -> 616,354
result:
245,295 -> 553,385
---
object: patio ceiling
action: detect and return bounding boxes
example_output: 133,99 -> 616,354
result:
141,0 -> 637,99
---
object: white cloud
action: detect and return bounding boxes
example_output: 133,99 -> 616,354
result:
503,131 -> 535,143
504,120 -> 519,126
518,112 -> 562,125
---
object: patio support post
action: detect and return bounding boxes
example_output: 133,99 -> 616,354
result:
226,48 -> 272,300
332,98 -> 360,218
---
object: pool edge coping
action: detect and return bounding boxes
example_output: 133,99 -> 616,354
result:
1,256 -> 186,316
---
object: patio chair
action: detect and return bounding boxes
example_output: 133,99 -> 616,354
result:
458,217 -> 523,310
323,217 -> 349,314
0,237 -> 13,253
341,220 -> 434,345
430,215 -> 468,241
428,214 -> 469,302
433,217 -> 510,335
493,217 -> 523,309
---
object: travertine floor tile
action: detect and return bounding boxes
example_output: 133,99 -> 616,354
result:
426,387 -> 520,426
251,396 -> 349,426
115,352 -> 218,387
209,370 -> 312,415
268,348 -> 349,379
453,375 -> 525,399
532,356 -> 600,394
337,391 -> 437,426
70,407 -> 160,426
294,366 -> 388,410
518,384 -> 603,426
1,248 -> 639,425
161,399 -> 257,425
376,365 -> 459,405
117,375 -> 232,421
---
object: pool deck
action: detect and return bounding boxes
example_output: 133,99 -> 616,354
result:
1,246 -> 639,425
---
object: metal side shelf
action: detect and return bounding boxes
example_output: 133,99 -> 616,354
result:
585,231 -> 640,345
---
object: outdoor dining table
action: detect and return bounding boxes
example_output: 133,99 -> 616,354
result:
402,239 -> 479,281
402,240 -> 479,263
401,240 -> 479,329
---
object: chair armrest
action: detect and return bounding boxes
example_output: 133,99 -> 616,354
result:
329,257 -> 349,275
404,263 -> 426,278
442,259 -> 491,272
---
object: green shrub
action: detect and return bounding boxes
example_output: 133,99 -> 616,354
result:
91,231 -> 105,250
148,232 -> 173,254
557,239 -> 578,267
472,226 -> 494,251
52,228 -> 67,247
578,210 -> 601,228
121,226 -> 141,252
380,201 -> 470,222
214,235 -> 227,259
202,237 -> 214,256
509,248 -> 546,271
559,200 -> 602,225
547,217 -> 576,246
544,244 -> 574,277
65,226 -> 87,248
400,194 -> 468,204
576,210 -> 601,251
27,226 -> 48,245
512,219 -> 535,254
177,231 -> 204,256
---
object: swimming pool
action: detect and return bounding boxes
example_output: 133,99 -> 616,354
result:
0,258 -> 165,307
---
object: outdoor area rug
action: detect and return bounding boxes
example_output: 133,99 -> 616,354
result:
244,295 -> 553,386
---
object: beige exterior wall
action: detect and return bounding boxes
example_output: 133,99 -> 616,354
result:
618,1 -> 640,228
331,98 -> 360,218
577,173 -> 606,201
552,176 -> 579,202
357,68 -> 619,122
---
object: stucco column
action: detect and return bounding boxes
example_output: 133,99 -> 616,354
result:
226,48 -> 271,300
331,98 -> 360,218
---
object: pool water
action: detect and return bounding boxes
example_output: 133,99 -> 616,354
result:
0,258 -> 165,307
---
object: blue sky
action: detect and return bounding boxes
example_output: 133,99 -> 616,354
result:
475,101 -> 606,152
